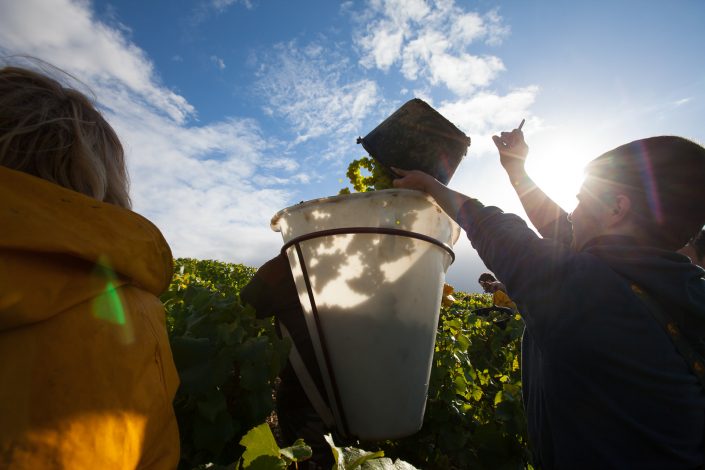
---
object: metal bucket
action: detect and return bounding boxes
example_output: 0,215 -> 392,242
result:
357,98 -> 471,185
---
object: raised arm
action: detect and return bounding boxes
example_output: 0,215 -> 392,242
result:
492,127 -> 571,243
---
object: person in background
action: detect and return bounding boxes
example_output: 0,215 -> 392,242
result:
478,272 -> 507,294
473,272 -> 518,328
240,254 -> 337,470
477,272 -> 517,312
0,64 -> 179,469
392,132 -> 705,468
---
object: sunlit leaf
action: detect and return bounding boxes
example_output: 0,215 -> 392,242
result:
279,439 -> 313,462
239,423 -> 280,467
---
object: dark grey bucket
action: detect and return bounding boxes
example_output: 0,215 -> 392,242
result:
357,98 -> 471,185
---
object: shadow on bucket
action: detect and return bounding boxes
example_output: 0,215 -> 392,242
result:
272,189 -> 460,440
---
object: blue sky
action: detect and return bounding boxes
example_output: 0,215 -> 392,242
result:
1,0 -> 704,292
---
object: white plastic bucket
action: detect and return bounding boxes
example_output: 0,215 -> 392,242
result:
271,189 -> 460,440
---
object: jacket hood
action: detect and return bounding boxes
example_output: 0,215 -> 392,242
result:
585,237 -> 705,335
0,166 -> 173,330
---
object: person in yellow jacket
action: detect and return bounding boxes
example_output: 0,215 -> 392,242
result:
0,64 -> 180,469
478,272 -> 518,312
475,273 -> 518,328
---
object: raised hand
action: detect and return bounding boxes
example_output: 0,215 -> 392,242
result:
391,167 -> 471,222
391,167 -> 440,194
492,122 -> 529,175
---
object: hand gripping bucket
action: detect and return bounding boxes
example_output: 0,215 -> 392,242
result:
271,189 -> 460,440
357,98 -> 471,185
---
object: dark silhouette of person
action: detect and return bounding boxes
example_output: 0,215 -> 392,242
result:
240,254 -> 336,469
393,133 -> 705,469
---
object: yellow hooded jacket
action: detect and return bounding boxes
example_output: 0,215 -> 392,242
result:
493,289 -> 518,312
0,166 -> 180,469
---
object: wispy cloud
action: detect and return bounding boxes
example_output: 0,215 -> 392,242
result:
189,0 -> 254,30
254,40 -> 379,149
354,0 -> 509,96
0,0 -> 292,264
212,0 -> 253,13
673,97 -> 692,107
210,54 -> 226,70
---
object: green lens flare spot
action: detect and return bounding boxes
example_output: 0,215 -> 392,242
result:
92,279 -> 126,325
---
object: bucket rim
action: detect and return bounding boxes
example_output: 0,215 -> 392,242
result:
270,188 -> 447,231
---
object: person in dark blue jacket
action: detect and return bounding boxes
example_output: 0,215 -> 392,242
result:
391,135 -> 705,469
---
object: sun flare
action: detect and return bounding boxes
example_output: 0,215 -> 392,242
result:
525,132 -> 607,212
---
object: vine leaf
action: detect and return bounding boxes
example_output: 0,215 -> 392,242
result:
239,423 -> 280,467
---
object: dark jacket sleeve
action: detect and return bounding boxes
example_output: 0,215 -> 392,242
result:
536,211 -> 573,246
457,201 -> 573,341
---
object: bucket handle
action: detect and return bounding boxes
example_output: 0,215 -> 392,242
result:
281,227 -> 455,263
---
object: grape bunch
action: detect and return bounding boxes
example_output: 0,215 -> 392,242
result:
339,156 -> 394,194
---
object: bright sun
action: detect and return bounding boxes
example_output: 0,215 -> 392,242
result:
525,132 -> 607,212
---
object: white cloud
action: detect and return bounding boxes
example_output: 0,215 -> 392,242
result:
355,0 -> 509,96
429,52 -> 504,95
0,0 -> 293,265
382,0 -> 430,25
350,0 -> 531,159
357,22 -> 404,71
483,9 -> 510,46
0,0 -> 195,124
262,157 -> 299,172
400,29 -> 447,79
450,12 -> 485,44
438,86 -> 540,156
210,54 -> 226,70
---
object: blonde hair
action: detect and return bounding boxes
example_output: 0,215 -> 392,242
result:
0,64 -> 131,208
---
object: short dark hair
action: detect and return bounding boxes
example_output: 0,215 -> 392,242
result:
478,272 -> 496,283
585,136 -> 705,250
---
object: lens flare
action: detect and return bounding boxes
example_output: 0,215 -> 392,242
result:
92,278 -> 126,325
91,255 -> 134,343
636,141 -> 663,224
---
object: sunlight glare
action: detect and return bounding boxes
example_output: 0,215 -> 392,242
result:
526,131 -> 607,212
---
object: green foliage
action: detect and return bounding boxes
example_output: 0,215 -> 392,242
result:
325,434 -> 419,470
237,424 -> 418,470
165,259 -> 530,469
163,259 -> 290,469
237,423 -> 312,469
340,156 -> 395,194
378,291 -> 530,470
170,258 -> 257,295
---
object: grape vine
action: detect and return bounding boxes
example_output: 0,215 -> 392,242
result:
163,258 -> 530,469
